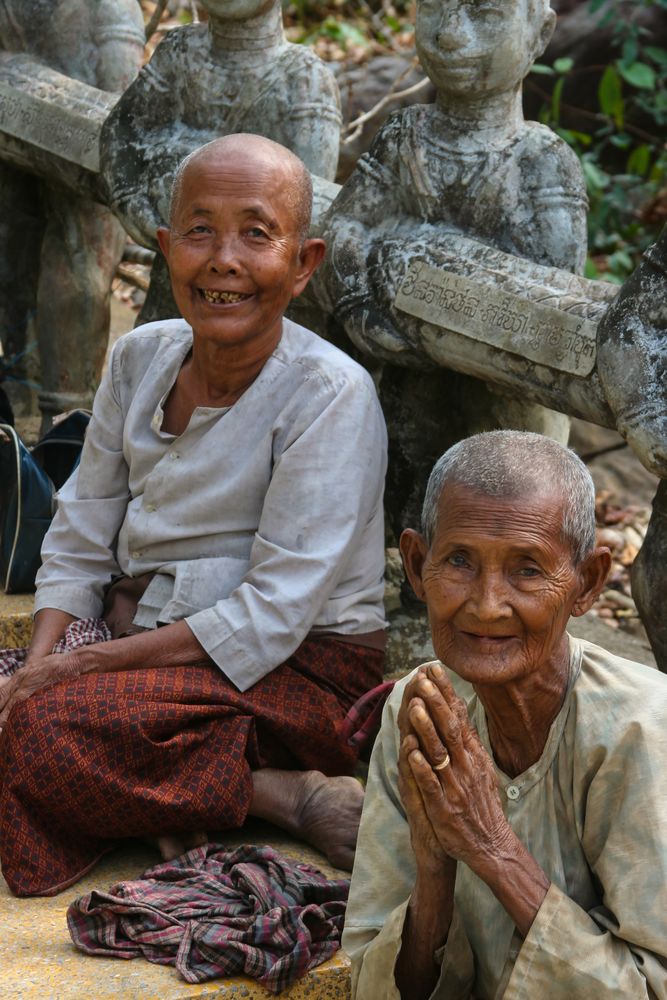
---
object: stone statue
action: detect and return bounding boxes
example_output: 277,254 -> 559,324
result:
597,224 -> 667,668
317,0 -> 588,540
100,0 -> 342,323
0,0 -> 144,428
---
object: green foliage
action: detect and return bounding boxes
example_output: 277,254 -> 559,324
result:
532,0 -> 667,283
300,14 -> 368,46
283,0 -> 413,49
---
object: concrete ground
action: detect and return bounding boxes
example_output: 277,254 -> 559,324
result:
0,825 -> 350,1000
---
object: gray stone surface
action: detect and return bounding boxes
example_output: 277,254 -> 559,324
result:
596,227 -> 667,670
598,227 -> 667,480
394,257 -> 600,379
0,55 -> 115,175
100,0 -> 342,325
0,0 -> 144,427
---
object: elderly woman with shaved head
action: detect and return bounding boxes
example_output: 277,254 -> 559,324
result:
0,135 -> 387,897
344,431 -> 667,999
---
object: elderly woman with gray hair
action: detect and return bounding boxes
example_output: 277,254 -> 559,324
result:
344,430 -> 667,999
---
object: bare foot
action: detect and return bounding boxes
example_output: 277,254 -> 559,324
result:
250,769 -> 364,871
148,830 -> 208,862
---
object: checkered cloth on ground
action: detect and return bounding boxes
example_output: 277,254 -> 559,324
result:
0,617 -> 111,677
67,843 -> 349,992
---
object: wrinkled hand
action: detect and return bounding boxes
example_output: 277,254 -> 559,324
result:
398,727 -> 453,877
396,664 -> 462,875
0,652 -> 83,729
400,663 -> 512,874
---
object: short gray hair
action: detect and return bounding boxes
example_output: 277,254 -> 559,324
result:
421,430 -> 596,565
168,134 -> 313,242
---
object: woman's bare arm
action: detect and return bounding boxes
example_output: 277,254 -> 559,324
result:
396,861 -> 457,1000
27,608 -> 77,659
394,674 -> 460,999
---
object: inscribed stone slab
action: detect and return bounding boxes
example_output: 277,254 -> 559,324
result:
395,261 -> 597,377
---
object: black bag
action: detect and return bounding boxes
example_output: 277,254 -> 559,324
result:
0,410 -> 90,593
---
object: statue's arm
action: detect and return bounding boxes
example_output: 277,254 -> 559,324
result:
513,129 -> 589,273
279,54 -> 342,182
93,0 -> 145,93
318,120 -> 413,358
100,30 -> 207,248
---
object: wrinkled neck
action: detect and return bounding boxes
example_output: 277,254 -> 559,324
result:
208,5 -> 285,64
474,635 -> 571,778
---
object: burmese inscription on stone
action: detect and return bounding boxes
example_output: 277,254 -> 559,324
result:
0,82 -> 105,170
395,261 -> 597,377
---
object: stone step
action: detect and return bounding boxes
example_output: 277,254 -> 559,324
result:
0,591 -> 34,650
0,823 -> 351,1000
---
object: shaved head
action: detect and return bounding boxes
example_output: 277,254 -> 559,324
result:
169,134 -> 313,241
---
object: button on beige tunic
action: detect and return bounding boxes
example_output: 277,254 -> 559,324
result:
343,637 -> 667,999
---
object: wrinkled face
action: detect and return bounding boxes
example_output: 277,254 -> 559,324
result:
201,0 -> 277,21
416,0 -> 553,98
159,150 -> 307,351
403,483 -> 590,688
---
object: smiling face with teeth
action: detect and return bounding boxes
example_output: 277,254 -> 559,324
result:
157,137 -> 325,358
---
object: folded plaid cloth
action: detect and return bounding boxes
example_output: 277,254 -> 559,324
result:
337,679 -> 395,750
67,843 -> 349,992
0,617 -> 111,678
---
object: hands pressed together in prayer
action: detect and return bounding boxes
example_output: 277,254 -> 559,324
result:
395,663 -> 551,1000
398,662 -> 511,875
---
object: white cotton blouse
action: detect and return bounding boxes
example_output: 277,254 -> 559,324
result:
35,317 -> 388,691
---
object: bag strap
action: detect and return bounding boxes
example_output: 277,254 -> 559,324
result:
0,423 -> 24,593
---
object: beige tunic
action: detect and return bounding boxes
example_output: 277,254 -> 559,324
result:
344,637 -> 667,998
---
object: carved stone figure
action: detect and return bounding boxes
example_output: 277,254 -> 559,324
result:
318,0 -> 588,540
598,224 -> 667,668
101,0 -> 342,323
0,0 -> 144,428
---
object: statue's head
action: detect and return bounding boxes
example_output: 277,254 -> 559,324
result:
416,0 -> 556,99
200,0 -> 280,21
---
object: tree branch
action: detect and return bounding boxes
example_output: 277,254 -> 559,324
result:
145,0 -> 168,41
